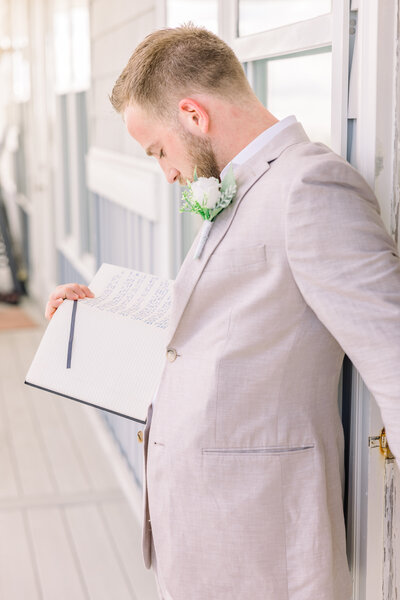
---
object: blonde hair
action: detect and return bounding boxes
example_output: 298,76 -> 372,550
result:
110,23 -> 252,118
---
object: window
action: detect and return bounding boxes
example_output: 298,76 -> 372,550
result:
238,0 -> 331,36
224,1 -> 345,155
53,0 -> 90,94
246,48 -> 332,146
52,0 -> 93,264
58,94 -> 72,236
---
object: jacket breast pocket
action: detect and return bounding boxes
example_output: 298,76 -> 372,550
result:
204,242 -> 267,273
202,444 -> 315,456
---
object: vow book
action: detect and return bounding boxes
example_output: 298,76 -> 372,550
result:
24,263 -> 173,424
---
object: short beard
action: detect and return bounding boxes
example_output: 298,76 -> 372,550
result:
176,124 -> 220,183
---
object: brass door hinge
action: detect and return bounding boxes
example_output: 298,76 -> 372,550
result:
368,427 -> 394,459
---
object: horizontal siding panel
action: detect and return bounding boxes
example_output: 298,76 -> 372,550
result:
91,74 -> 118,118
86,147 -> 160,221
91,11 -> 155,79
89,114 -> 126,154
91,0 -> 154,40
88,112 -> 145,159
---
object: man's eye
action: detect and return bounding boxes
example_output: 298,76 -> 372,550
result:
159,149 -> 165,159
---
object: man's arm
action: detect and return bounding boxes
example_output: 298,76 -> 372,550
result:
285,152 -> 400,464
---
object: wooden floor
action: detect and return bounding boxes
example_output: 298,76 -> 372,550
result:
0,298 -> 158,600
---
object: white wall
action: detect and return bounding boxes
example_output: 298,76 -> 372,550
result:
89,0 -> 156,157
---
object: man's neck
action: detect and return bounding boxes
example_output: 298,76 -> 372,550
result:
209,98 -> 280,174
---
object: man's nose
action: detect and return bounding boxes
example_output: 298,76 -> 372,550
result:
166,167 -> 179,184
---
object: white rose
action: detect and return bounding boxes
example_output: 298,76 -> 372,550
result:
191,177 -> 220,209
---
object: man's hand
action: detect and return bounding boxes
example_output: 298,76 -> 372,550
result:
45,283 -> 95,321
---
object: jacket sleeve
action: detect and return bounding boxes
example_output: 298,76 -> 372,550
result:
285,152 -> 400,464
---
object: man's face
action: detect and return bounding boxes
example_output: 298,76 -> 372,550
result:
124,103 -> 220,184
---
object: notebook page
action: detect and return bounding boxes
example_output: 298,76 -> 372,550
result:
25,263 -> 173,423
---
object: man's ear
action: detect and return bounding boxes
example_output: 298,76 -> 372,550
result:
178,98 -> 210,135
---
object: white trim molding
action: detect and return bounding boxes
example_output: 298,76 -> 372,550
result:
57,237 -> 97,283
331,0 -> 350,158
230,13 -> 332,62
86,147 -> 161,222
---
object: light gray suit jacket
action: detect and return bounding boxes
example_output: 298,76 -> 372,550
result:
141,121 -> 400,600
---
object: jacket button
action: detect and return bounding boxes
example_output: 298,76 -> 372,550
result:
166,348 -> 177,362
137,430 -> 144,443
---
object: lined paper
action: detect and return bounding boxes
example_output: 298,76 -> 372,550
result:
24,263 -> 173,423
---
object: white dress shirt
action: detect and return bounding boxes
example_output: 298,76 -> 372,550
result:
220,114 -> 298,180
151,115 -> 297,409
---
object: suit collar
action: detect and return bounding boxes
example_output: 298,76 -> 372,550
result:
165,121 -> 310,347
219,114 -> 298,180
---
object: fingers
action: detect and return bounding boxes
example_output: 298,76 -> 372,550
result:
50,284 -> 83,300
80,285 -> 95,298
45,297 -> 64,321
45,299 -> 63,321
48,283 -> 95,301
45,283 -> 95,321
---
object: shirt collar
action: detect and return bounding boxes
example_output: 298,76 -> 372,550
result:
220,115 -> 298,180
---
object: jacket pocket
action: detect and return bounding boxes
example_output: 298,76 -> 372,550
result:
204,243 -> 267,272
202,443 -> 315,455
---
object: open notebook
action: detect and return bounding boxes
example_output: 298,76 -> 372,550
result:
24,263 -> 173,424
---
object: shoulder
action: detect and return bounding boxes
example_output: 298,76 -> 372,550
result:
283,141 -> 396,264
284,141 -> 380,218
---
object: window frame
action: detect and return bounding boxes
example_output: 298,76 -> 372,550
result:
51,0 -> 94,276
218,0 -> 350,158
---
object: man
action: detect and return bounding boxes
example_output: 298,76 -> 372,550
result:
46,24 -> 400,600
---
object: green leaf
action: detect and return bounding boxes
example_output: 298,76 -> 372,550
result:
180,167 -> 237,222
220,164 -> 235,195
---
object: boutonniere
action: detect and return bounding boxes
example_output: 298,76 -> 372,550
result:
179,165 -> 237,259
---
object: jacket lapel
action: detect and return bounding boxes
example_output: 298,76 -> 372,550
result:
165,121 -> 310,346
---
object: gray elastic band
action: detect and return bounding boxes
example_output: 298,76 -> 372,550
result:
67,300 -> 78,369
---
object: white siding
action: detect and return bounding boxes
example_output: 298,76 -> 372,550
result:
89,0 -> 156,158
